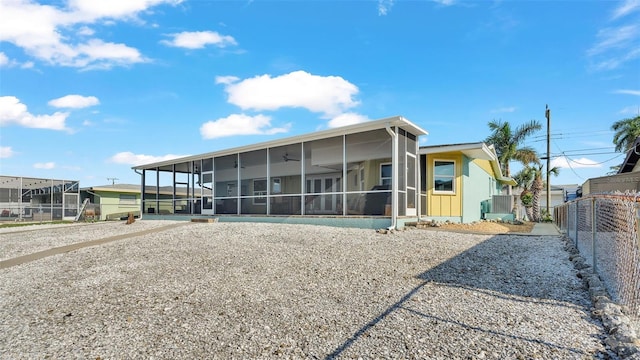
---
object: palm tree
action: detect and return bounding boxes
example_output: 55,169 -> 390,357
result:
485,119 -> 542,194
513,165 -> 536,221
530,164 -> 560,222
612,115 -> 640,153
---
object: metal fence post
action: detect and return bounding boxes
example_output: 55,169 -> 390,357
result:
592,197 -> 597,274
636,202 -> 640,252
575,200 -> 579,247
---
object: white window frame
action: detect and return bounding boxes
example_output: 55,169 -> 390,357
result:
271,177 -> 281,194
380,162 -> 392,186
119,194 -> 137,205
253,178 -> 267,205
433,159 -> 456,194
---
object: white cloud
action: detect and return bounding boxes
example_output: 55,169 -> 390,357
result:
200,113 -> 290,139
0,52 -> 8,66
0,96 -> 69,131
587,25 -> 638,56
0,0 -> 180,69
432,0 -> 455,5
378,0 -> 394,15
551,156 -> 601,169
215,75 -> 239,85
0,146 -> 14,158
77,26 -> 94,36
619,105 -> 640,114
0,52 -> 22,68
611,0 -> 640,20
48,94 -> 100,108
161,31 -> 237,49
33,162 -> 55,169
490,106 -> 517,113
327,113 -> 371,128
108,151 -> 189,166
68,0 -> 184,21
614,89 -> 640,96
219,70 -> 360,117
591,47 -> 640,71
73,39 -> 147,69
587,9 -> 640,72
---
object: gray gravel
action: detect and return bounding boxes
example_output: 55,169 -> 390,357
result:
0,221 -> 607,359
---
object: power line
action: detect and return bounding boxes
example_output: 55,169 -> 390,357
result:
550,151 -> 619,157
563,153 -> 624,166
530,129 -> 614,142
533,129 -> 612,136
559,146 -> 615,153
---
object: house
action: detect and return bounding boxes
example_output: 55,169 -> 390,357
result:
80,184 -> 195,220
581,136 -> 640,195
617,136 -> 640,174
0,175 -> 80,221
419,142 -> 517,223
131,116 -> 515,228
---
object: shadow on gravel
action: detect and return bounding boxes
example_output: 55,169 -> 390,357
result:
326,234 -> 595,359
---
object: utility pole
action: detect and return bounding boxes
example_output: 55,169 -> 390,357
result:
107,177 -> 119,185
545,105 -> 551,217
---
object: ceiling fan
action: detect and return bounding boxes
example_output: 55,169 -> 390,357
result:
233,160 -> 245,169
283,153 -> 300,162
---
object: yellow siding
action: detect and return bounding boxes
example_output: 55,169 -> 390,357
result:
366,158 -> 391,190
472,158 -> 495,177
427,153 -> 462,217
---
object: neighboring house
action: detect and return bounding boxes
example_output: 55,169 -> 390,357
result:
419,142 -> 517,223
0,175 -> 80,221
131,116 -> 515,228
617,136 -> 640,174
581,136 -> 640,195
80,184 -> 194,220
512,184 -> 579,220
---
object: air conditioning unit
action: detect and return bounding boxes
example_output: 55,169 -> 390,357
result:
492,195 -> 514,214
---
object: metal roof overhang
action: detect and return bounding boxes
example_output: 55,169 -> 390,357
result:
0,176 -> 79,190
419,142 -> 495,160
618,137 -> 640,174
133,116 -> 428,172
419,142 -> 517,186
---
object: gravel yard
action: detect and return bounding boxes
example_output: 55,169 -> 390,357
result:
0,221 -> 606,359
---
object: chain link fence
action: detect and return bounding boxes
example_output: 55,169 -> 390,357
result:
555,194 -> 640,327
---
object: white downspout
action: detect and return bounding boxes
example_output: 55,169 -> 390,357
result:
134,169 -> 144,219
385,124 -> 398,230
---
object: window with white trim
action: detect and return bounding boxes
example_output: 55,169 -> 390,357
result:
119,194 -> 137,205
433,160 -> 455,193
380,163 -> 392,186
271,178 -> 281,194
253,179 -> 267,204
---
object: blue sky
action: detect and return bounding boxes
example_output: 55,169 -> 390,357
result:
1,0 -> 639,188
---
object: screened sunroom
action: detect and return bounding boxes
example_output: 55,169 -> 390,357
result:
0,176 -> 80,222
132,116 -> 427,229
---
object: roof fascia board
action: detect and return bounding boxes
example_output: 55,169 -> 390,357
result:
133,116 -> 427,170
419,142 -> 486,155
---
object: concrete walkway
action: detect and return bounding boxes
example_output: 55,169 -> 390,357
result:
527,222 -> 561,236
